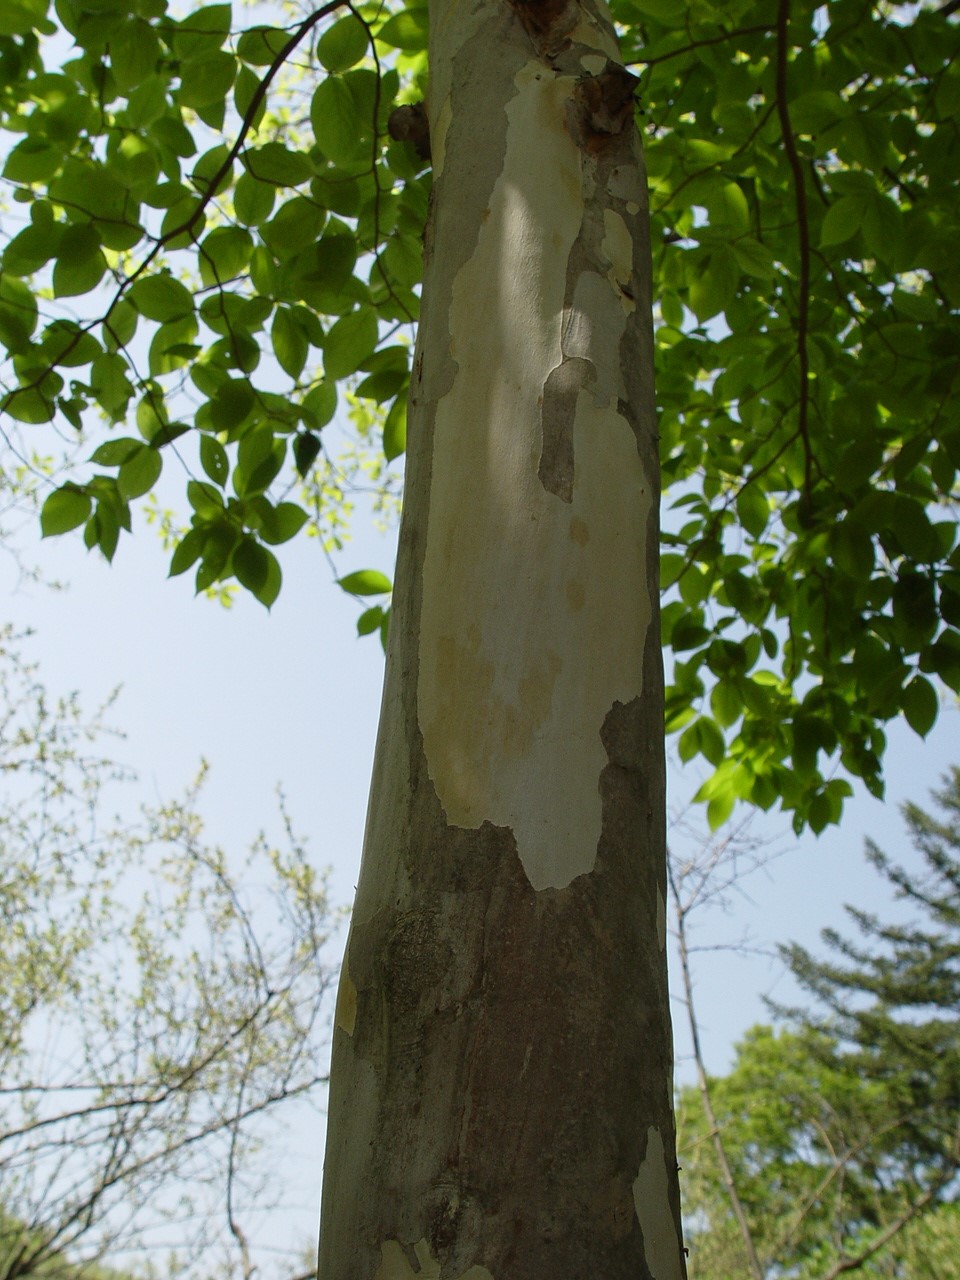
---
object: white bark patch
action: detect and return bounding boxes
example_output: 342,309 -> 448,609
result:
419,61 -> 652,891
632,1127 -> 683,1280
580,52 -> 608,75
374,1238 -> 493,1280
569,12 -> 620,59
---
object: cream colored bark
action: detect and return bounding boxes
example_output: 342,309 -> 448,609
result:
317,1 -> 685,1275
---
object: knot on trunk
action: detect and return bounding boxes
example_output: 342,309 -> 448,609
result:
388,102 -> 431,161
509,0 -> 580,55
573,62 -> 639,140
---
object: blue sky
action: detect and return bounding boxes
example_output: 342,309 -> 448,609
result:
13,492 -> 959,1068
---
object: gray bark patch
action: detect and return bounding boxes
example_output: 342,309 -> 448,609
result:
537,355 -> 593,501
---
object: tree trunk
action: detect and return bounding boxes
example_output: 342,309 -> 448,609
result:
317,1 -> 685,1274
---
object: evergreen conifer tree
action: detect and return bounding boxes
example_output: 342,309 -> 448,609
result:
678,776 -> 960,1277
780,769 -> 960,1184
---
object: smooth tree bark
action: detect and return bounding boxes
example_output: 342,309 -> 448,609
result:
318,1 -> 685,1274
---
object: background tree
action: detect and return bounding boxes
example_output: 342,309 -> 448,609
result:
0,625 -> 337,1280
676,774 -> 960,1277
0,1205 -> 138,1280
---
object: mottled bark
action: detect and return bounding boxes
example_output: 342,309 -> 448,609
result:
317,1 -> 685,1275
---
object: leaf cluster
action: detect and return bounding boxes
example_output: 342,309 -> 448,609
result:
617,0 -> 960,830
0,0 -> 426,605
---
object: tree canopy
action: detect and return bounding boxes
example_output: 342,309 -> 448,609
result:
1,0 -> 958,832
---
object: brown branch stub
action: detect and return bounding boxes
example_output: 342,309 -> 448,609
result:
508,0 -> 581,56
573,61 -> 639,143
387,102 -> 431,161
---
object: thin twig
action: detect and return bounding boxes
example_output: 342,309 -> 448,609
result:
775,0 -> 815,506
668,851 -> 766,1280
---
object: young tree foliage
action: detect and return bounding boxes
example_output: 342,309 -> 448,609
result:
0,0 -> 956,831
0,627 -> 337,1280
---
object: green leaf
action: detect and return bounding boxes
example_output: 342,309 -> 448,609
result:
129,273 -> 195,322
90,352 -> 135,416
337,568 -> 392,596
234,429 -> 284,497
383,395 -> 406,461
381,231 -> 423,288
736,485 -> 769,538
357,604 -> 384,636
234,538 -> 281,608
261,198 -> 326,258
177,49 -> 235,109
90,438 -> 141,466
706,789 -> 735,830
697,716 -> 725,767
200,435 -> 229,485
704,181 -> 750,233
111,17 -> 161,91
677,720 -> 699,764
236,25 -> 290,65
902,675 -> 938,738
790,90 -> 848,134
258,501 -> 308,545
272,307 -> 309,379
243,143 -> 314,187
42,320 -> 101,367
109,133 -> 161,193
4,138 -> 62,183
234,62 -> 266,127
318,15 -> 369,72
148,315 -> 200,376
85,499 -> 124,563
210,379 -> 255,431
117,444 -> 163,499
0,0 -> 55,36
710,681 -> 742,729
174,4 -> 233,58
311,76 -> 365,165
807,790 -> 831,835
293,431 -> 321,476
323,309 -> 378,380
234,173 -> 276,226
688,248 -> 737,322
41,485 -> 91,536
187,479 -> 225,516
199,226 -> 253,286
820,196 -> 868,247
376,8 -> 428,51
169,527 -> 205,576
731,237 -> 776,279
832,521 -> 875,581
301,381 -> 337,430
861,194 -> 902,259
3,221 -> 61,275
53,226 -> 106,297
4,386 -> 56,423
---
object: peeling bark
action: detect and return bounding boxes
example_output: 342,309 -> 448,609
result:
317,2 -> 685,1275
